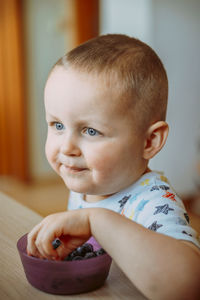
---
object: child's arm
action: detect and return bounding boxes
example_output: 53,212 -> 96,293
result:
90,208 -> 200,300
27,208 -> 200,300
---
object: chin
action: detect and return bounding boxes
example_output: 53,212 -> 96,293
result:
62,179 -> 91,194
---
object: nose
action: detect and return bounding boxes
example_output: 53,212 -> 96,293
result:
60,133 -> 81,157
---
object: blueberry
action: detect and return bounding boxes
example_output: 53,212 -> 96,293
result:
75,246 -> 86,257
82,243 -> 94,253
69,250 -> 79,258
64,255 -> 72,261
71,249 -> 79,256
84,252 -> 97,259
72,256 -> 84,261
95,248 -> 106,256
52,238 -> 61,249
63,242 -> 99,261
76,243 -> 94,256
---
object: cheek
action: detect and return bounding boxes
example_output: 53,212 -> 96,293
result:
86,143 -> 127,174
45,134 -> 58,167
85,138 -> 144,182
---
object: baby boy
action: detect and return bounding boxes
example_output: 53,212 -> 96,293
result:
27,34 -> 200,299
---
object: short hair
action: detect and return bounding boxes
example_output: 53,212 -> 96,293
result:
51,34 -> 168,131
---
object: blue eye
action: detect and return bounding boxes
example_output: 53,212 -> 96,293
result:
55,122 -> 64,131
86,128 -> 99,136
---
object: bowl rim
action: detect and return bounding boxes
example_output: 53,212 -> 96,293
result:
17,233 -> 111,265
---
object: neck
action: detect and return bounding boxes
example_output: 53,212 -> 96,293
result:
84,193 -> 114,203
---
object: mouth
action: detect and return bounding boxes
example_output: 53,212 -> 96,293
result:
60,165 -> 88,174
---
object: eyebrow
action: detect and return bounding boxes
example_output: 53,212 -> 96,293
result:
45,113 -> 61,121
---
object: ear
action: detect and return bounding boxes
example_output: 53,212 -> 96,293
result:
143,121 -> 169,160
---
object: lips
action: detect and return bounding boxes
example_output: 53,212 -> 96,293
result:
60,164 -> 88,173
66,166 -> 87,172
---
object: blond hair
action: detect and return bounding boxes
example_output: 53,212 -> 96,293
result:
52,34 -> 168,130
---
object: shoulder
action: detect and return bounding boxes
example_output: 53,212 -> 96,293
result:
130,171 -> 186,222
125,172 -> 200,249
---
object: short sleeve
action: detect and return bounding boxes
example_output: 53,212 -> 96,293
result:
136,185 -> 200,249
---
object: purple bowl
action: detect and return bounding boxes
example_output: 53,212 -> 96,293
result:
17,234 -> 112,295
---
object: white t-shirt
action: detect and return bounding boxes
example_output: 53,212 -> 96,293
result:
67,171 -> 200,248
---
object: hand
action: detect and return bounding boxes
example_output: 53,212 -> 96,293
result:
27,209 -> 91,260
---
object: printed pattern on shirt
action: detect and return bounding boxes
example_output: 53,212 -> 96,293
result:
67,172 -> 200,248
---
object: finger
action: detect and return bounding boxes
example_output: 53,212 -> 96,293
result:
35,235 -> 57,260
55,242 -> 70,260
36,228 -> 71,260
27,222 -> 43,257
35,225 -> 59,259
56,236 -> 88,260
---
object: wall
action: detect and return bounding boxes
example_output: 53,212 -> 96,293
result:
149,0 -> 200,195
24,0 -> 69,178
100,0 -> 200,195
101,0 -> 154,46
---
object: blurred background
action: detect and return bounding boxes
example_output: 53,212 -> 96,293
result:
0,0 -> 200,223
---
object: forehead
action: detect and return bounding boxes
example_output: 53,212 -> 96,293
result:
45,66 -> 134,114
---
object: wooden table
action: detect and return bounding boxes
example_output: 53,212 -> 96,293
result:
0,191 -> 146,300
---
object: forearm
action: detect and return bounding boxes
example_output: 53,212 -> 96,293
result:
88,208 -> 200,300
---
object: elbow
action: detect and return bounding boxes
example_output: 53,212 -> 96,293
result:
169,261 -> 200,300
170,246 -> 200,300
149,255 -> 200,300
183,252 -> 200,300
180,279 -> 200,300
151,276 -> 200,300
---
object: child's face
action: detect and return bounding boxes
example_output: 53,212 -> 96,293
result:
44,67 -> 147,201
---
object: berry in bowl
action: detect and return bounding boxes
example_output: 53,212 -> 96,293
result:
17,234 -> 112,295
